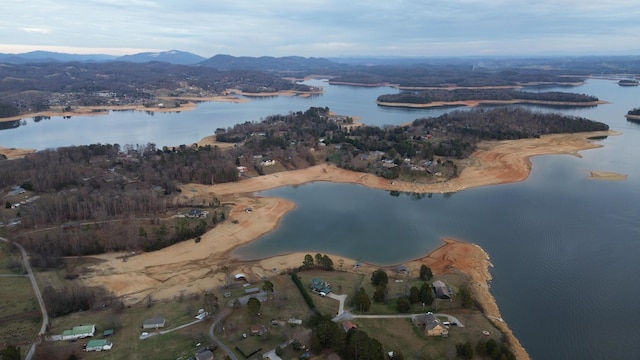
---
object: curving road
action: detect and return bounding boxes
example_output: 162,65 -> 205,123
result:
209,308 -> 238,360
0,236 -> 49,360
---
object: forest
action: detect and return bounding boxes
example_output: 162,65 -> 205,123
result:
0,61 -> 313,117
328,65 -> 586,87
376,89 -> 599,105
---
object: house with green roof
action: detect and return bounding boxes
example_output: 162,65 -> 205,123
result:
310,278 -> 331,294
86,339 -> 113,352
61,325 -> 96,341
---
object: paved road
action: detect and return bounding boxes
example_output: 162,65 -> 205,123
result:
209,308 -> 239,360
0,236 -> 49,360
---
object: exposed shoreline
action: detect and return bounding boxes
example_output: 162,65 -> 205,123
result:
0,88 -> 322,124
78,129 -> 619,359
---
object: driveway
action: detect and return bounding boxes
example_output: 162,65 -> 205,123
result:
0,236 -> 49,360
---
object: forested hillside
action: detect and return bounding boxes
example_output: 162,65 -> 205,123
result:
377,89 -> 598,105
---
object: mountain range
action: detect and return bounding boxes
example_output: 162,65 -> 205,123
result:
0,49 -> 346,70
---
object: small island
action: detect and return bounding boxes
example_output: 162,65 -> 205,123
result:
376,89 -> 603,109
626,107 -> 640,123
618,79 -> 639,86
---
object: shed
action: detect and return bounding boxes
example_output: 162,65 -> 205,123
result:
142,316 -> 166,329
86,339 -> 113,352
103,329 -> 114,337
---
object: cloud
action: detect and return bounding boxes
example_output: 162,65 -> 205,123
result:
1,0 -> 639,57
21,27 -> 51,34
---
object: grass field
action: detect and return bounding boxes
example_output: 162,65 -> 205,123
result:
0,243 -> 41,350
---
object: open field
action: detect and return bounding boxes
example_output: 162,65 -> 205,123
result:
0,276 -> 41,347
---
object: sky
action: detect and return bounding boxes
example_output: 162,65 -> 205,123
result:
1,0 -> 639,58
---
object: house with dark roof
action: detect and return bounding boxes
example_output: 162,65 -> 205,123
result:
433,280 -> 451,300
186,209 -> 208,219
196,349 -> 214,360
310,278 -> 331,294
142,316 -> 166,329
415,312 -> 449,337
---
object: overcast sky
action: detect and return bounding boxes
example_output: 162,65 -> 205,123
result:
1,0 -> 639,57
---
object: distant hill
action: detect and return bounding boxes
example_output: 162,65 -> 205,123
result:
116,50 -> 205,65
198,54 -> 344,72
0,51 -> 117,64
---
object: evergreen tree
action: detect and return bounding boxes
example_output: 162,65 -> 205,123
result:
396,296 -> 411,313
370,269 -> 389,287
351,287 -> 371,312
420,282 -> 434,306
419,264 -> 433,281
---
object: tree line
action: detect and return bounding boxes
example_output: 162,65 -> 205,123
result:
377,89 -> 598,105
328,64 -> 586,88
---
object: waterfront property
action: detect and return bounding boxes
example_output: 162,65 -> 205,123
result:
311,278 -> 332,294
414,312 -> 449,337
433,280 -> 451,300
61,325 -> 95,341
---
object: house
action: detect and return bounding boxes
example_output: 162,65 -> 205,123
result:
196,349 -> 214,360
61,325 -> 96,341
142,316 -> 166,329
421,312 -> 449,337
342,321 -> 358,333
250,325 -> 267,336
310,278 -> 331,294
186,209 -> 208,219
433,280 -> 451,300
244,287 -> 260,295
85,339 -> 113,352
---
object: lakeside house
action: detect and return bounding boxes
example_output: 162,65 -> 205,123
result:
414,312 -> 449,337
310,278 -> 332,294
61,325 -> 96,341
142,316 -> 166,329
433,280 -> 452,300
186,209 -> 208,219
85,339 -> 113,352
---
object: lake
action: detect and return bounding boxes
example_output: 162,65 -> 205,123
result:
1,79 -> 639,359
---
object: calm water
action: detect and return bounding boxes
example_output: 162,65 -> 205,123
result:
2,79 -> 639,359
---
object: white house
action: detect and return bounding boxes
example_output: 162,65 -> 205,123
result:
61,325 -> 95,341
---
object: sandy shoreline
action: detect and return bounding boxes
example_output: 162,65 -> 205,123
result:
77,129 -> 619,359
0,88 -> 322,124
